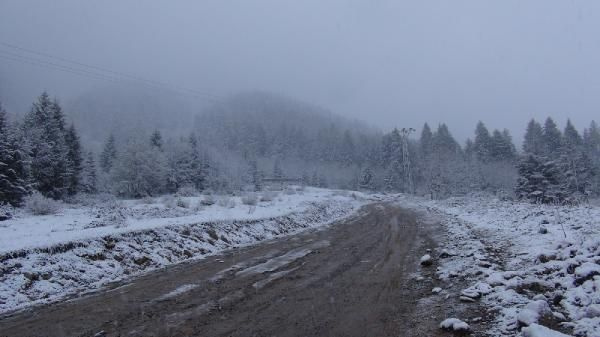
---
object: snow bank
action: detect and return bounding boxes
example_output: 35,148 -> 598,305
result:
397,194 -> 600,337
0,188 -> 354,254
522,324 -> 571,337
0,188 -> 368,314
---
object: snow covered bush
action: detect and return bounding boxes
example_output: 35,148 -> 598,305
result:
161,195 -> 176,208
217,196 -> 235,208
200,195 -> 215,206
176,197 -> 190,208
241,193 -> 258,206
24,192 -> 61,215
139,196 -> 155,204
176,186 -> 198,197
260,191 -> 278,202
0,202 -> 15,221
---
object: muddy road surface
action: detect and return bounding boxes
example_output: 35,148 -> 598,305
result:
0,203 -> 453,337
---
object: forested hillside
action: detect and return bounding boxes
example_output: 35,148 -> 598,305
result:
1,91 -> 598,208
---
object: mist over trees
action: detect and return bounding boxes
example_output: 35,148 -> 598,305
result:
0,90 -> 598,207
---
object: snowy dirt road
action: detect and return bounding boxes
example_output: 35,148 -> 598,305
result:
0,203 -> 471,337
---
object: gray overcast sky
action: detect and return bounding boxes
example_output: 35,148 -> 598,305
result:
1,0 -> 599,142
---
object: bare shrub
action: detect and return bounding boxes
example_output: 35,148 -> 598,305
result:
24,192 -> 61,215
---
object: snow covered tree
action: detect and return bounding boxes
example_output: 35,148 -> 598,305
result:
563,119 -> 583,150
559,120 -> 594,201
473,121 -> 493,161
64,124 -> 83,195
100,134 -> 117,173
583,121 -> 600,195
516,154 -> 545,202
247,158 -> 263,191
419,123 -> 433,157
110,137 -> 167,197
523,119 -> 544,155
273,159 -> 283,179
23,92 -> 68,199
150,129 -> 163,150
80,152 -> 97,194
542,117 -> 562,158
359,166 -> 375,190
187,133 -> 207,191
490,129 -> 516,161
0,103 -> 27,206
340,130 -> 356,166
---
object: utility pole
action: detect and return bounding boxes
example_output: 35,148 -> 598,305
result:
400,128 -> 415,194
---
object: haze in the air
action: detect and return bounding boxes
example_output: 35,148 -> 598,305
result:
0,0 -> 599,140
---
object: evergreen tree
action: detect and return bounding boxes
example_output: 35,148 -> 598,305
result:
23,92 -> 68,199
419,123 -> 433,157
100,134 -> 117,173
150,129 -> 163,150
560,120 -> 593,201
523,119 -> 544,155
187,133 -> 206,190
80,152 -> 97,194
273,159 -> 283,179
301,171 -> 310,186
473,121 -> 492,161
0,103 -> 27,206
433,124 -> 461,156
563,119 -> 583,150
64,124 -> 83,195
464,138 -> 475,159
542,117 -> 562,158
340,130 -> 356,166
359,166 -> 374,190
583,121 -> 600,195
248,158 -> 263,191
490,129 -> 516,161
311,171 -> 319,187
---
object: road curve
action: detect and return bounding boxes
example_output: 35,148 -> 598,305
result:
0,203 -> 446,337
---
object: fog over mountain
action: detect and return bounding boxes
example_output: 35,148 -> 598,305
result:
2,1 -> 600,141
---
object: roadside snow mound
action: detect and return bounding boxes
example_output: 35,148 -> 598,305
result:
522,324 -> 571,337
0,191 -> 367,314
398,194 -> 600,337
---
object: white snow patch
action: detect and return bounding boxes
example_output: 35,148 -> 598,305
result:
440,318 -> 470,332
521,323 -> 571,337
396,193 -> 600,337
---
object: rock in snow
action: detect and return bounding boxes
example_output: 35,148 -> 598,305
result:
440,318 -> 470,332
432,287 -> 442,294
420,254 -> 433,266
517,300 -> 552,327
521,323 -> 571,337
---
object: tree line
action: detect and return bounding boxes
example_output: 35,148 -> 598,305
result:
1,91 -> 598,207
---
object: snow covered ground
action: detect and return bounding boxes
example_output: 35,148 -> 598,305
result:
0,187 -> 369,314
398,194 -> 600,337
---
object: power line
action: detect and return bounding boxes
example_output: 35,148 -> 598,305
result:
0,41 -> 222,101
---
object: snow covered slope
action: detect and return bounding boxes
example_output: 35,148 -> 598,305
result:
399,194 -> 600,337
0,188 -> 368,314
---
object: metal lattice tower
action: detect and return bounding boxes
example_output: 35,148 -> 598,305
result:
401,128 -> 415,194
